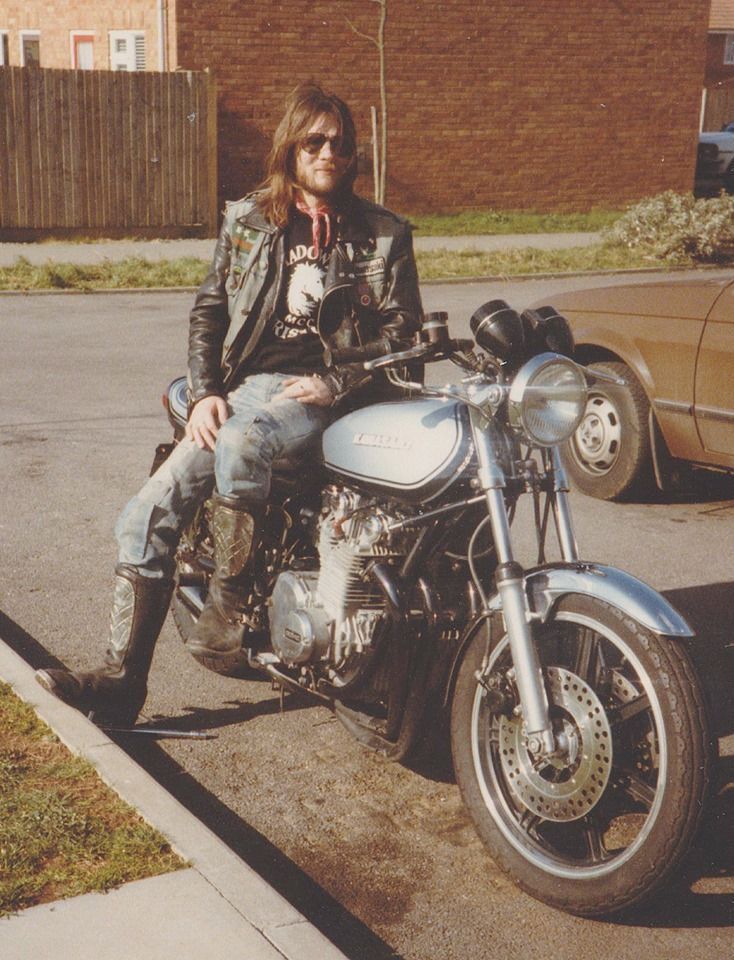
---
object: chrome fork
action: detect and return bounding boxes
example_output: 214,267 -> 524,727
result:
471,410 -> 555,755
549,447 -> 579,562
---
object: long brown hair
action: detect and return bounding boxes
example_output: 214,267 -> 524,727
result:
258,82 -> 358,227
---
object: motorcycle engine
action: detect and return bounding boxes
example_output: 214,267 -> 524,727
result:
269,485 -> 409,676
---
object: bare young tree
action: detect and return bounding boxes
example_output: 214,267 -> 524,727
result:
346,0 -> 388,205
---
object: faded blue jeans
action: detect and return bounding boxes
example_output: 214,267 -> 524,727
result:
115,373 -> 331,579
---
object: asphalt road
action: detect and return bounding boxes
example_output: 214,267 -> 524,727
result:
1,278 -> 733,959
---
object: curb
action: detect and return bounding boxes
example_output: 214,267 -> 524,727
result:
0,640 -> 348,960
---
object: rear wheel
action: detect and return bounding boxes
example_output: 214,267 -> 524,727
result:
450,594 -> 711,916
564,361 -> 653,500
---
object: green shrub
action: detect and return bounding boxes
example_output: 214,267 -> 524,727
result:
604,191 -> 734,263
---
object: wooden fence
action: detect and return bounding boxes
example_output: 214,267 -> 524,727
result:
702,80 -> 734,132
0,66 -> 217,237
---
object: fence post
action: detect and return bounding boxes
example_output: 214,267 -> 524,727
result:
205,68 -> 218,236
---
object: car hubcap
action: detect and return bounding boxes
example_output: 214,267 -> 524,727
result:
572,395 -> 621,474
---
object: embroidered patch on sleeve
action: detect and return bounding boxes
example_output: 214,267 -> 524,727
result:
353,256 -> 386,279
231,224 -> 258,256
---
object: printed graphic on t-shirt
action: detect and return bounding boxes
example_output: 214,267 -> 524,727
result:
272,243 -> 328,340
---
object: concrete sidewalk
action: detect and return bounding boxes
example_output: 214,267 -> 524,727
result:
0,231 -> 601,267
0,640 -> 349,960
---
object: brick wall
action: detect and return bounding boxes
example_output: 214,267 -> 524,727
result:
0,1 -> 165,70
173,0 -> 710,215
706,33 -> 734,87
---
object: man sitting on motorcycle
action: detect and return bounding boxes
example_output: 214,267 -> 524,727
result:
36,81 -> 423,726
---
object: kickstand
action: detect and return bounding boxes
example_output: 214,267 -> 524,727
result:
90,712 -> 218,740
271,678 -> 287,714
100,725 -> 219,740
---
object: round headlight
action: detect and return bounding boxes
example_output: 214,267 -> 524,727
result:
508,353 -> 587,446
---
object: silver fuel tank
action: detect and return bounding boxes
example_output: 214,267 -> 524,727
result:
321,398 -> 473,503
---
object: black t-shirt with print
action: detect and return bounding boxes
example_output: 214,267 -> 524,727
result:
247,211 -> 329,375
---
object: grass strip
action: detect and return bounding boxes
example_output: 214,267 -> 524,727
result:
410,208 -> 624,236
0,681 -> 184,917
414,243 -> 686,280
0,245 -> 686,292
0,255 -> 208,291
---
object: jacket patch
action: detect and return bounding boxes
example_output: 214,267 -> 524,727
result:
353,256 -> 386,279
231,223 -> 258,256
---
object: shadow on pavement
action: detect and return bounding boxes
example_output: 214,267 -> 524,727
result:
0,609 -> 67,671
614,756 -> 734,929
2,600 -> 732,937
121,736 -> 402,960
643,469 -> 734,505
663,581 -> 734,738
138,689 -> 315,733
0,607 -> 401,960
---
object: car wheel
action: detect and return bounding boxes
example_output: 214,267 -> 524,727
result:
563,361 -> 653,501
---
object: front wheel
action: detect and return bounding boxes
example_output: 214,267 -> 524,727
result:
450,594 -> 711,917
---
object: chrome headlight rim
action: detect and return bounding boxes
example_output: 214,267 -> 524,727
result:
508,352 -> 587,447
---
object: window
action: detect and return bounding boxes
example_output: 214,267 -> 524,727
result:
20,31 -> 40,67
0,32 -> 9,65
109,30 -> 145,71
725,34 -> 734,66
71,32 -> 94,69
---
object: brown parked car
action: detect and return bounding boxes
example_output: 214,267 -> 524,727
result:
530,275 -> 734,500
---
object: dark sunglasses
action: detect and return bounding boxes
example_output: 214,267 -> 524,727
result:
299,132 -> 354,158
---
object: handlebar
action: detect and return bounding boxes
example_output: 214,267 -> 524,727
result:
325,340 -> 392,365
363,338 -> 476,371
326,336 -> 478,374
364,343 -> 431,371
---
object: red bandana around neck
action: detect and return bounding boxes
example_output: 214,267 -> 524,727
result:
295,198 -> 334,255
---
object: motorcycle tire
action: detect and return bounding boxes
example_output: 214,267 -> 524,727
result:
450,593 -> 712,917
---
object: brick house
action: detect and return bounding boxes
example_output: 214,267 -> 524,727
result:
1,0 -> 711,214
0,1 -> 171,71
706,0 -> 734,87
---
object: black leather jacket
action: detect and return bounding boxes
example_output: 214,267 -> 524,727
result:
188,193 -> 423,405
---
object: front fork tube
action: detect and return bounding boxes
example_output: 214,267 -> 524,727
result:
549,447 -> 580,562
473,413 -> 555,755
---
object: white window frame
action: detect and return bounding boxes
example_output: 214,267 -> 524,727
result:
0,31 -> 9,66
19,30 -> 40,67
108,30 -> 146,71
70,30 -> 95,69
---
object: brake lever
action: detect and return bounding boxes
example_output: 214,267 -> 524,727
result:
363,343 -> 432,371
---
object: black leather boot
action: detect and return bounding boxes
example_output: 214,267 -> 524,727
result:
186,493 -> 260,660
35,566 -> 173,726
185,494 -> 260,659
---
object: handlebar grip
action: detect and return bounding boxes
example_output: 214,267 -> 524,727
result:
326,340 -> 392,365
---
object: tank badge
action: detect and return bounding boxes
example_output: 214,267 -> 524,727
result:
353,432 -> 412,450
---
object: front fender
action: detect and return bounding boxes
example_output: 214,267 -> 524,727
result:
442,561 -> 693,708
496,562 -> 693,638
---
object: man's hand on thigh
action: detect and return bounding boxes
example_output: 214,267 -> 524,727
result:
186,396 -> 230,451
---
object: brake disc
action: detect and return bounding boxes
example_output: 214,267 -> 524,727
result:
498,666 -> 613,822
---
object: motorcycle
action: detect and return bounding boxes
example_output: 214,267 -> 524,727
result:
157,300 -> 711,918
